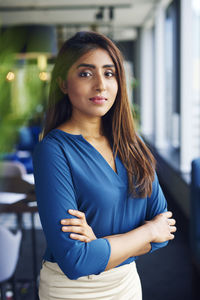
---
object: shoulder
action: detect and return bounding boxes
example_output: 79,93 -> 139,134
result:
32,130 -> 73,177
33,129 -> 68,161
32,128 -> 83,164
33,130 -> 59,154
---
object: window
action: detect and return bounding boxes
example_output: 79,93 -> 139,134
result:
191,0 -> 200,158
165,0 -> 180,148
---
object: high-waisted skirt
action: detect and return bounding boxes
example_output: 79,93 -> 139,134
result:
39,260 -> 142,300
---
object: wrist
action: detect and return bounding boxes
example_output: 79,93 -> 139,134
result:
143,221 -> 157,243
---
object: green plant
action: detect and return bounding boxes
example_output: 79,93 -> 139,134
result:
0,28 -> 49,154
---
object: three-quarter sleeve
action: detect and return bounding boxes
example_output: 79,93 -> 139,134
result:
33,140 -> 111,280
146,173 -> 168,253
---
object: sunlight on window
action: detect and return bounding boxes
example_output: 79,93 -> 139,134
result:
192,0 -> 200,15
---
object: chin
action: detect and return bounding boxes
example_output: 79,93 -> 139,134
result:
91,110 -> 111,118
84,107 -> 111,118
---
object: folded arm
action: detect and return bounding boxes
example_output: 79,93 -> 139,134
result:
61,209 -> 176,271
61,173 -> 176,271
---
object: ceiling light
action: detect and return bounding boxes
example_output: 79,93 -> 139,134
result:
6,71 -> 15,81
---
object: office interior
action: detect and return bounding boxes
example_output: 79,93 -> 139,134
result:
0,0 -> 200,299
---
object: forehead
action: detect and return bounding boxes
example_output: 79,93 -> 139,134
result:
72,48 -> 115,68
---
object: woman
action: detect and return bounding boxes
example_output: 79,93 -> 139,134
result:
33,31 -> 176,300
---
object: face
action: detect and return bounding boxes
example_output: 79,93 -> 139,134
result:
60,48 -> 118,119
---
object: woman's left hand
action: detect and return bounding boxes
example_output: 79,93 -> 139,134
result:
61,209 -> 97,243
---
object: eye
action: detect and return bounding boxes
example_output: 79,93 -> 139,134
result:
79,71 -> 92,77
104,70 -> 115,78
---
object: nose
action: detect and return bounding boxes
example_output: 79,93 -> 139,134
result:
95,73 -> 106,92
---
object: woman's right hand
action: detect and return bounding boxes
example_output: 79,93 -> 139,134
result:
61,209 -> 97,243
145,211 -> 176,243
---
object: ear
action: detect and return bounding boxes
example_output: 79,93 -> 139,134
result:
57,77 -> 68,94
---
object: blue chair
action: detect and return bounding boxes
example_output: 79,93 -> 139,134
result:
190,158 -> 200,271
5,125 -> 42,174
17,126 -> 41,152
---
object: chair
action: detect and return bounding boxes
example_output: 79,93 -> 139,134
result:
0,161 -> 26,177
190,158 -> 200,271
0,160 -> 27,229
17,126 -> 41,152
0,159 -> 38,298
0,226 -> 22,299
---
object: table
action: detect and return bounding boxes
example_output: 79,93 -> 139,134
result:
0,176 -> 39,300
0,176 -> 35,195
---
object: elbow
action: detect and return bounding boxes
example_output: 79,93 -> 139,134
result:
63,271 -> 78,280
57,246 -> 90,280
59,261 -> 89,280
55,238 -> 110,279
65,273 -> 78,280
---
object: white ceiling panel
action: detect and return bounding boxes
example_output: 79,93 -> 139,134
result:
0,0 -> 132,9
114,2 -> 156,26
0,0 -> 158,27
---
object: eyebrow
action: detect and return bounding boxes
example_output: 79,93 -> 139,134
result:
77,63 -> 115,69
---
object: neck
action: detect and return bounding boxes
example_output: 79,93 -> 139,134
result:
65,112 -> 104,138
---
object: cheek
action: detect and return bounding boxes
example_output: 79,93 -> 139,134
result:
110,81 -> 118,99
67,80 -> 85,100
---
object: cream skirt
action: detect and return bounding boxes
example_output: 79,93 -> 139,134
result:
39,260 -> 142,300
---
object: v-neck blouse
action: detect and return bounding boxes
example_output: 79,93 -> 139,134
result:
33,128 -> 168,280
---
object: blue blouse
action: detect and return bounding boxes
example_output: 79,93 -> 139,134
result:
33,129 -> 168,280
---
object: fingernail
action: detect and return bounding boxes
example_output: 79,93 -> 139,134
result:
61,220 -> 66,224
62,226 -> 68,231
68,209 -> 73,213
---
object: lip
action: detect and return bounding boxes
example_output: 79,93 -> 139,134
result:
89,96 -> 107,105
89,96 -> 107,101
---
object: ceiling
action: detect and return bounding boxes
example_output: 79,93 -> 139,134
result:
0,0 -> 162,41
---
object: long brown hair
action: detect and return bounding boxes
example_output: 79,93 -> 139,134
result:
43,31 -> 155,198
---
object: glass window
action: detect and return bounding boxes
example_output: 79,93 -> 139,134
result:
191,0 -> 200,158
165,0 -> 180,149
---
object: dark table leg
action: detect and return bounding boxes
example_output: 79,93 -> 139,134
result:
0,284 -> 7,300
31,212 -> 39,300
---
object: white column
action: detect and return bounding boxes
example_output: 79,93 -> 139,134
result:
154,3 -> 168,149
140,26 -> 154,139
180,0 -> 193,173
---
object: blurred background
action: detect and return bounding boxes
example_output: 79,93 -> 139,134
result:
0,0 -> 200,299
